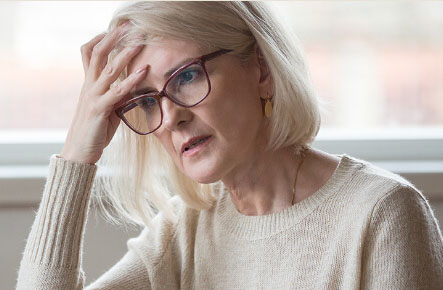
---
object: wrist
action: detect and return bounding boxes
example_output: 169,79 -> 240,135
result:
57,153 -> 96,165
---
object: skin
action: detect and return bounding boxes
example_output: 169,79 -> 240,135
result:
127,38 -> 341,216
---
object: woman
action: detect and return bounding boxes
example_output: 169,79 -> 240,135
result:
17,2 -> 442,289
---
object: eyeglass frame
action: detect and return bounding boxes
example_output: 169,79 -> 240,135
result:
115,49 -> 232,135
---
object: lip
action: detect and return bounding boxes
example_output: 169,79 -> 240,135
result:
181,135 -> 212,157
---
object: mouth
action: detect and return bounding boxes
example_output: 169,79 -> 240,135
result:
181,135 -> 212,157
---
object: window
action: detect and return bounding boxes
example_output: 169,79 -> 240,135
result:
0,1 -> 122,130
1,2 -> 442,132
1,1 -> 442,204
271,1 -> 443,132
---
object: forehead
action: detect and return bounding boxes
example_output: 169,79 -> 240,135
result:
126,38 -> 203,76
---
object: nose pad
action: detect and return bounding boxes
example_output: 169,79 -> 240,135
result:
160,97 -> 190,131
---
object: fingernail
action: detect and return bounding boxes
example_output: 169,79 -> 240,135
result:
136,65 -> 147,74
131,45 -> 143,51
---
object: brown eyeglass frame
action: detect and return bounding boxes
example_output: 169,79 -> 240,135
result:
115,49 -> 232,135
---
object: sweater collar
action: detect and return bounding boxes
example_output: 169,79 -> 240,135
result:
215,154 -> 359,240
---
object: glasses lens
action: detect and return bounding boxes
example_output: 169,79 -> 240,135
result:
121,96 -> 161,134
165,63 -> 209,105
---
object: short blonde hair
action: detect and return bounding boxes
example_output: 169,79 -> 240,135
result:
92,1 -> 323,229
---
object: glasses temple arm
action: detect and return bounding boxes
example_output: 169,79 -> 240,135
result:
202,49 -> 232,62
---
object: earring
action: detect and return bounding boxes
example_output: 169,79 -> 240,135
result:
263,95 -> 273,118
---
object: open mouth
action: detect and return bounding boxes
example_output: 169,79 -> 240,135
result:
184,136 -> 211,152
183,136 -> 211,157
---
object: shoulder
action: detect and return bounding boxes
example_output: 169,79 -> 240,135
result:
368,182 -> 440,236
344,154 -> 416,189
351,159 -> 443,288
323,154 -> 436,225
362,176 -> 443,281
338,154 -> 422,203
339,154 -> 441,231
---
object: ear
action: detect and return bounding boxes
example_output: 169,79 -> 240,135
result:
253,44 -> 273,97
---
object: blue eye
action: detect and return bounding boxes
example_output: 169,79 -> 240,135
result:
137,97 -> 157,111
177,70 -> 197,85
166,64 -> 205,97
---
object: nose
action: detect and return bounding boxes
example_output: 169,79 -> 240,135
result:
160,97 -> 191,132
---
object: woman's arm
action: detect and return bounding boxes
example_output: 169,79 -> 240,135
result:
360,184 -> 443,289
16,155 -> 151,290
84,250 -> 151,290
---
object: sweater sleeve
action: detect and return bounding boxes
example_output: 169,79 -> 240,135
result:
15,154 -> 150,290
360,184 -> 443,290
84,249 -> 151,290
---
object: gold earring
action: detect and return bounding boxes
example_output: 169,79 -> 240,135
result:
264,96 -> 273,118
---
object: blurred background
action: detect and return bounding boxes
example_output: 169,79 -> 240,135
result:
1,1 -> 442,289
1,1 -> 443,131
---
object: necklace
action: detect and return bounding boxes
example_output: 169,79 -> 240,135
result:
291,145 -> 309,206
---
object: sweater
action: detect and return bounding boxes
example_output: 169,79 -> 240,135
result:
16,153 -> 443,290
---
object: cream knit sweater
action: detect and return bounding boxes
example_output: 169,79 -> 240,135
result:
16,153 -> 443,289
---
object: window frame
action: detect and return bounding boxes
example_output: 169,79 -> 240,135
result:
1,129 -> 442,206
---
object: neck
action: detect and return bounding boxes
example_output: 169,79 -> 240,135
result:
221,145 -> 308,216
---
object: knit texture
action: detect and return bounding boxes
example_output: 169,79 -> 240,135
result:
16,153 -> 443,289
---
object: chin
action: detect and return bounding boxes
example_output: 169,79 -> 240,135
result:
179,141 -> 229,184
186,167 -> 220,184
183,158 -> 222,184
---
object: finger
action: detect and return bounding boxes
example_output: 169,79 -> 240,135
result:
80,33 -> 107,73
87,25 -> 129,82
100,65 -> 149,114
93,44 -> 144,95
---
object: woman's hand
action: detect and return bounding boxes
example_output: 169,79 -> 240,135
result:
60,25 -> 147,165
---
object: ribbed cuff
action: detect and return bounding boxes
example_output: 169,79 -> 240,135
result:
21,154 -> 97,269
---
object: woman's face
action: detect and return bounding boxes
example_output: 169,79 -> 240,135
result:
127,38 -> 270,183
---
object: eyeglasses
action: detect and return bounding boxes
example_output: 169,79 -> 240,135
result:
115,49 -> 232,135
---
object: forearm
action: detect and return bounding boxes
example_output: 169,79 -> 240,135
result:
16,154 -> 97,290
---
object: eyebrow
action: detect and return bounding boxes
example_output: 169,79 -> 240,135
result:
131,56 -> 197,97
163,56 -> 195,79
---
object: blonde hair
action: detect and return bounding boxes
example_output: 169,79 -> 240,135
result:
92,1 -> 324,230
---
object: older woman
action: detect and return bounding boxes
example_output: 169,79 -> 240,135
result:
17,2 -> 442,289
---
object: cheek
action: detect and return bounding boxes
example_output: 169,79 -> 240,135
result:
154,132 -> 180,164
208,77 -> 263,139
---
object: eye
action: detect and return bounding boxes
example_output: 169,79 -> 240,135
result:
137,97 -> 157,111
176,69 -> 198,85
165,63 -> 206,97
